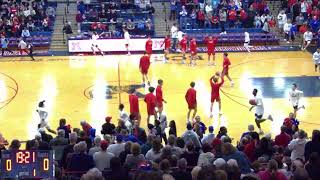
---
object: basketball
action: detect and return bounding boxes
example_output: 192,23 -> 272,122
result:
249,99 -> 257,105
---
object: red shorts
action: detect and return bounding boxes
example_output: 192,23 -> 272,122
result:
147,107 -> 156,115
222,68 -> 229,75
157,101 -> 163,108
191,51 -> 197,56
188,103 -> 197,109
181,48 -> 186,53
211,96 -> 221,102
208,51 -> 215,56
146,49 -> 152,55
140,68 -> 149,74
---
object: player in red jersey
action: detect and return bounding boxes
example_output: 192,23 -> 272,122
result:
180,35 -> 187,64
189,37 -> 197,66
161,35 -> 171,63
205,36 -> 218,65
210,73 -> 224,117
129,88 -> 141,120
144,86 -> 157,124
139,52 -> 151,86
156,79 -> 167,117
185,81 -> 197,122
145,36 -> 153,57
221,53 -> 234,87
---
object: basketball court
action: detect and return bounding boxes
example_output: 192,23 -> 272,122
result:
0,51 -> 319,142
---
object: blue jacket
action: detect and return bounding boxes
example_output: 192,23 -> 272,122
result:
223,150 -> 251,174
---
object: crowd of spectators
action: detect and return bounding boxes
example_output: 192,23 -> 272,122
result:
76,0 -> 155,37
0,0 -> 56,38
277,0 -> 320,44
173,0 -> 274,32
1,109 -> 320,180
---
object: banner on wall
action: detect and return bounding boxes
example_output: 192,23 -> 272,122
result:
68,38 -> 165,53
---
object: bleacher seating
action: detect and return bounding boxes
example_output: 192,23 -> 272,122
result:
77,0 -> 155,37
0,1 -> 57,51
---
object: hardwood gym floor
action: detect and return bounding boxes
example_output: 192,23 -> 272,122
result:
0,51 -> 319,142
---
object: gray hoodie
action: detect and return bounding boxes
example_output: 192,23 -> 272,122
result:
181,130 -> 201,148
288,138 -> 307,161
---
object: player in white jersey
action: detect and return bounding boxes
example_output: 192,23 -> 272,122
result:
313,48 -> 320,78
302,29 -> 313,51
244,31 -> 253,52
37,100 -> 56,134
91,32 -> 104,55
249,89 -> 273,134
289,83 -> 305,117
124,28 -> 131,55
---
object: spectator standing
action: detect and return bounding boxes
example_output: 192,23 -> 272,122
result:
179,6 -> 188,29
170,0 -> 177,20
76,11 -> 84,32
275,126 -> 292,148
254,13 -> 262,28
62,22 -> 73,40
93,140 -> 115,171
168,120 -> 177,137
277,10 -> 287,33
132,120 -> 147,144
288,130 -> 308,161
221,143 -> 251,174
292,1 -> 301,22
80,120 -> 92,137
57,118 -> 71,139
295,13 -> 305,30
219,9 -> 227,34
201,126 -> 215,144
305,130 -> 320,161
197,9 -> 205,28
21,27 -> 30,38
284,19 -> 293,42
1,35 -> 13,56
228,8 -> 237,28
181,123 -> 201,149
301,0 -> 308,19
101,117 -> 115,135
170,23 -> 178,51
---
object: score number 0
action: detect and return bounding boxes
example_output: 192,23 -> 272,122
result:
5,151 -> 50,172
